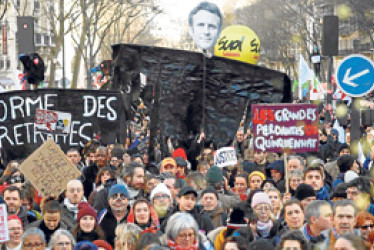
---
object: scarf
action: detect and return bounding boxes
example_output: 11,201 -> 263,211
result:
64,197 -> 87,220
126,202 -> 160,233
167,239 -> 198,250
257,220 -> 273,238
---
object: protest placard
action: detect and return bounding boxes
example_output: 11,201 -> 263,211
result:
20,139 -> 81,197
251,104 -> 319,153
214,147 -> 238,168
0,204 -> 8,243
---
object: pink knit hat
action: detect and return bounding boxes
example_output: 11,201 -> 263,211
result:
251,192 -> 272,208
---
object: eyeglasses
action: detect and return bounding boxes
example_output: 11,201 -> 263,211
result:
23,242 -> 44,248
360,224 -> 374,230
154,194 -> 169,200
68,188 -> 82,193
57,241 -> 72,246
111,193 -> 127,200
255,206 -> 271,212
177,233 -> 195,239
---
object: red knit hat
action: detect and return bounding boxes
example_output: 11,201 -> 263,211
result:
93,240 -> 113,250
172,148 -> 187,160
76,202 -> 97,222
7,215 -> 23,227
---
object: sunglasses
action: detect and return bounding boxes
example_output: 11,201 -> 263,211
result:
360,224 -> 374,229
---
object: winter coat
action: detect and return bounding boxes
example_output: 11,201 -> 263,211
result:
98,206 -> 129,247
161,205 -> 214,234
27,219 -> 69,244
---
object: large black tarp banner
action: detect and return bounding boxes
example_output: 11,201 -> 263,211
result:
0,89 -> 125,164
111,44 -> 292,148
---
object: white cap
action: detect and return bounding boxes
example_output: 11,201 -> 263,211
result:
150,183 -> 173,206
344,170 -> 359,183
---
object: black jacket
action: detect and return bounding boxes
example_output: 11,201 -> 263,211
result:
27,219 -> 68,244
98,206 -> 129,247
161,205 -> 214,234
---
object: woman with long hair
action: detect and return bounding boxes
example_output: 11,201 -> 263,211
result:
73,202 -> 105,242
126,198 -> 160,234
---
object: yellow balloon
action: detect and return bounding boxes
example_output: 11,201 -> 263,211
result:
214,25 -> 261,65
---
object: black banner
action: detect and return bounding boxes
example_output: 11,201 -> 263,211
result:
0,89 -> 125,164
111,44 -> 291,149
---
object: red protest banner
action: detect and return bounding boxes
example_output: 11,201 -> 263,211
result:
251,104 -> 319,153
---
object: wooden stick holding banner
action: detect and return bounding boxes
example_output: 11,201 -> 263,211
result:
251,103 -> 319,195
284,152 -> 289,193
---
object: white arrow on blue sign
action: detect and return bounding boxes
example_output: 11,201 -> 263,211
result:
336,54 -> 374,97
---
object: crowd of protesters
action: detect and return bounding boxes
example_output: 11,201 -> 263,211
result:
0,101 -> 374,250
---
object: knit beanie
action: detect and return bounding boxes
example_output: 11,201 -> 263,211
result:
74,241 -> 98,250
108,184 -> 129,200
7,215 -> 23,227
93,240 -> 112,250
344,170 -> 359,183
337,154 -> 355,173
150,183 -> 173,206
251,192 -> 272,208
205,166 -> 224,184
227,207 -> 247,230
200,186 -> 219,200
295,183 -> 316,201
249,171 -> 266,181
248,239 -> 274,250
172,148 -> 187,160
77,202 -> 97,222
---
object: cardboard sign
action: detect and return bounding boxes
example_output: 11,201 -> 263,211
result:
0,89 -> 125,164
251,104 -> 319,153
20,139 -> 81,197
214,147 -> 237,168
35,109 -> 72,134
0,205 -> 8,243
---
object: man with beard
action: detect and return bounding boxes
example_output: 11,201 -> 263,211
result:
98,184 -> 130,247
150,183 -> 173,226
121,162 -> 145,203
3,186 -> 36,228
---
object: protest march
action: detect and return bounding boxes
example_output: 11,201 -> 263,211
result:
0,1 -> 373,250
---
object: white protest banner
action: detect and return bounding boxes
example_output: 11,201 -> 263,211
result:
214,147 -> 237,168
0,204 -> 8,243
20,139 -> 81,197
35,109 -> 72,134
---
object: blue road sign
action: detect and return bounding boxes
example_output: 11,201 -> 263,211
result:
336,54 -> 374,97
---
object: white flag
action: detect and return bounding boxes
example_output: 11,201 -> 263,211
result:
298,54 -> 314,87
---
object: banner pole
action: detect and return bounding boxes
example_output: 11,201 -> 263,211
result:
284,152 -> 289,194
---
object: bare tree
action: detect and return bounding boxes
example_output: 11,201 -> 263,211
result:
70,0 -> 161,89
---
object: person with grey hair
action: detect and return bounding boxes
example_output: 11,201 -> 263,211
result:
188,1 -> 222,51
164,212 -> 201,249
47,229 -> 76,250
287,155 -> 305,172
301,200 -> 332,247
21,227 -> 46,249
319,199 -> 360,249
